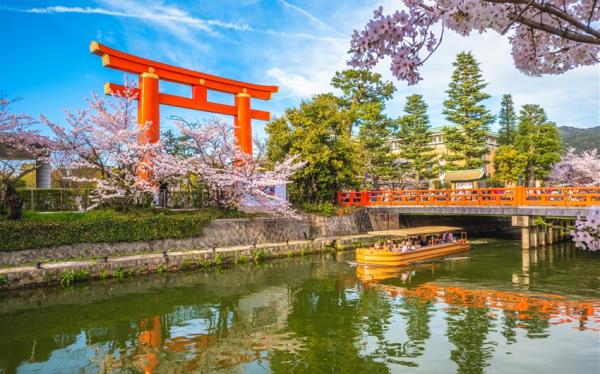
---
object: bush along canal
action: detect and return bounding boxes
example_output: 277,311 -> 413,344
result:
0,237 -> 599,373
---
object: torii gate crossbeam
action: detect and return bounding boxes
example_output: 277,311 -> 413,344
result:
89,41 -> 278,155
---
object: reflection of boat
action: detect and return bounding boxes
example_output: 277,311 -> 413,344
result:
355,227 -> 470,266
356,265 -> 404,282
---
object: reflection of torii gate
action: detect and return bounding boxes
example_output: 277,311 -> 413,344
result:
89,41 -> 278,155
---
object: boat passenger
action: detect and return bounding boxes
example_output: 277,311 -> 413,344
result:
401,243 -> 409,253
448,232 -> 454,242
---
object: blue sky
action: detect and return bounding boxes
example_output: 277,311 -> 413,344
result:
1,0 -> 598,140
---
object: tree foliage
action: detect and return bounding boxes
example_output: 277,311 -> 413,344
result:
515,104 -> 562,185
331,69 -> 397,189
442,52 -> 493,171
396,94 -> 436,186
0,98 -> 53,219
265,94 -> 359,204
493,145 -> 528,185
497,94 -> 517,146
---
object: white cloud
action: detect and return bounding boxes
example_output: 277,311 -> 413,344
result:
266,67 -> 331,97
278,0 -> 339,34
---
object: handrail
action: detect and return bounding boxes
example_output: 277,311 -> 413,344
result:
337,187 -> 600,207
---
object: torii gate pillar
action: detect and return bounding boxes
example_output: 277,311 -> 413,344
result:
138,69 -> 160,144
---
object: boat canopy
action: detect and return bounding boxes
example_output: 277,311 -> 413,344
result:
368,226 -> 463,237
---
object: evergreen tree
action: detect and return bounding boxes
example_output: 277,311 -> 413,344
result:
266,94 -> 359,204
442,52 -> 494,170
497,94 -> 517,145
396,94 -> 436,187
331,69 -> 396,188
515,104 -> 562,186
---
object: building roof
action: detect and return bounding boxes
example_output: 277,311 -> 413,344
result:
430,126 -> 498,137
443,168 -> 485,182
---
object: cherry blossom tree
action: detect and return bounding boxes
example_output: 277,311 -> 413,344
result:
349,1 -> 600,84
571,207 -> 600,251
0,98 -> 53,219
165,118 -> 305,217
549,148 -> 600,186
42,85 -> 166,210
44,83 -> 305,217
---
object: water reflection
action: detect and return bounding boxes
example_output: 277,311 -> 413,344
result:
0,241 -> 598,373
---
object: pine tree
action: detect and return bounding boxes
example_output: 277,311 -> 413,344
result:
442,52 -> 494,171
515,104 -> 562,186
497,94 -> 517,145
331,69 -> 396,188
396,94 -> 436,187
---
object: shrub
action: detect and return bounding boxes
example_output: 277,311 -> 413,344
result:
156,264 -> 167,274
0,274 -> 7,286
214,253 -> 227,266
0,208 -> 241,251
59,269 -> 89,286
251,249 -> 269,262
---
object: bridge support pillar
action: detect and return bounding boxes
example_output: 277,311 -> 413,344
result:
521,227 -> 530,249
530,226 -> 538,248
546,226 -> 553,245
513,215 -> 535,249
538,227 -> 546,247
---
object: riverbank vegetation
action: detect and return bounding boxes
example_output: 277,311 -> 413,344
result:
0,208 -> 247,251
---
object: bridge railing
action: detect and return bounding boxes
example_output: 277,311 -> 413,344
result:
337,187 -> 600,207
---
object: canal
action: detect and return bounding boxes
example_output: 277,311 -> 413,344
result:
0,238 -> 598,373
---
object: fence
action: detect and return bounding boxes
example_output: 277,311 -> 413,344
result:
337,187 -> 600,208
15,188 -> 216,212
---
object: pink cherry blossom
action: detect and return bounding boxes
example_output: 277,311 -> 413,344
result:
549,148 -> 600,187
349,1 -> 600,84
0,97 -> 53,194
571,206 -> 600,251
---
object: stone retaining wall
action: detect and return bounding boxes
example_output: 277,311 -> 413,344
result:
0,209 -> 372,267
0,234 -> 378,290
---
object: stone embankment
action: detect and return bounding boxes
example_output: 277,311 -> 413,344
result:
0,209 -> 375,289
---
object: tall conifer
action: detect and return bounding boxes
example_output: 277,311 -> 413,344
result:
497,94 -> 517,145
442,52 -> 494,170
396,94 -> 436,187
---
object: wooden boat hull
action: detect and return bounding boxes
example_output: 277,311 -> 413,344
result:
355,240 -> 470,266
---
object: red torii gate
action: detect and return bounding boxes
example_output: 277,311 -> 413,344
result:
89,41 -> 278,156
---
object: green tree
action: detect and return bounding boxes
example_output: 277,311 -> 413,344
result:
396,95 -> 436,187
265,94 -> 359,204
331,69 -> 396,188
331,69 -> 395,134
497,94 -> 517,146
442,52 -> 494,171
493,145 -> 528,185
161,128 -> 194,158
515,105 -> 562,186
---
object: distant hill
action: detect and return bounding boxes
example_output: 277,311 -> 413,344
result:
558,126 -> 600,152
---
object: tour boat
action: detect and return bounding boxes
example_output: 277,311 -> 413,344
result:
354,227 -> 470,267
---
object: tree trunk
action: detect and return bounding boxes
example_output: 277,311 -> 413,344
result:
5,182 -> 23,220
527,165 -> 536,187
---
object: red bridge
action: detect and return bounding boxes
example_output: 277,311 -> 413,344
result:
338,187 -> 600,208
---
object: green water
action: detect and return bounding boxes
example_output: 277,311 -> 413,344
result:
1,238 -> 599,373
